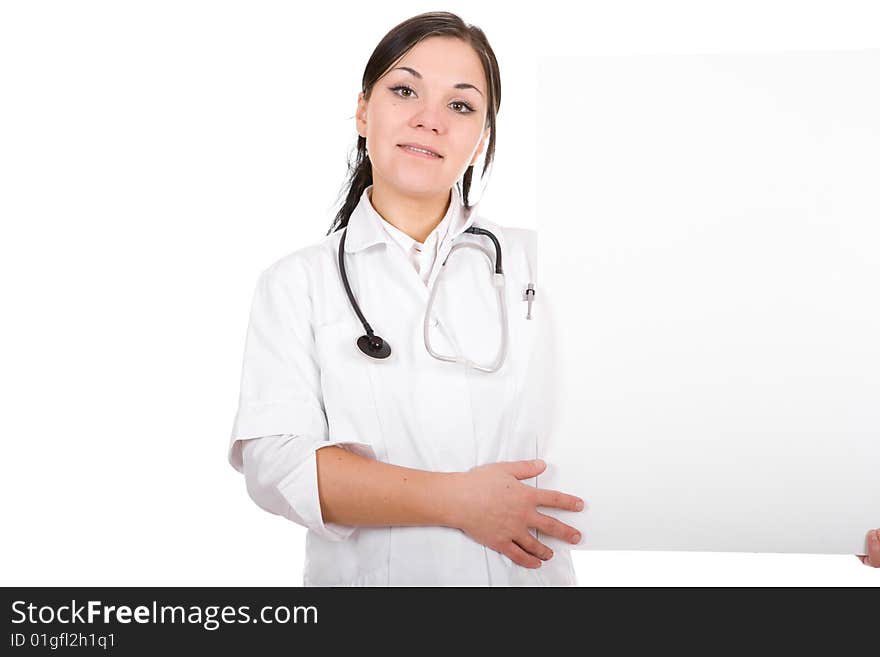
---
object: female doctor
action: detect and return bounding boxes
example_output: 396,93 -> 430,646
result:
228,12 -> 880,586
227,12 -> 586,586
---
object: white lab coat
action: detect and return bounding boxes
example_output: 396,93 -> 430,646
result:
228,184 -> 578,586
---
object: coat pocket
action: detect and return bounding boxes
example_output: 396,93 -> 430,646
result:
313,318 -> 378,417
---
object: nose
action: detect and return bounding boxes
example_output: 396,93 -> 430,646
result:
414,121 -> 441,134
412,107 -> 444,133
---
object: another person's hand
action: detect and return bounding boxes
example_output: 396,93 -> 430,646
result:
448,459 -> 585,569
856,528 -> 880,567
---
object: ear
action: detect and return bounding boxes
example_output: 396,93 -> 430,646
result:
469,126 -> 490,166
356,91 -> 368,139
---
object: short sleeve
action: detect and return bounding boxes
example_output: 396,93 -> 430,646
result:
228,262 -> 377,541
228,263 -> 330,471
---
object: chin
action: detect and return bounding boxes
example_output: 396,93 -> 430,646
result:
387,174 -> 450,197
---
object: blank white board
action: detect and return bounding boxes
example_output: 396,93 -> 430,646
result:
534,50 -> 880,556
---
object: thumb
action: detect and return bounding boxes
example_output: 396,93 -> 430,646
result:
867,529 -> 880,567
505,459 -> 547,480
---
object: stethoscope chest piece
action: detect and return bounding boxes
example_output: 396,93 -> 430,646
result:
357,333 -> 392,359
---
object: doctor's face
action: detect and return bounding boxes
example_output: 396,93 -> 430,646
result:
356,36 -> 490,198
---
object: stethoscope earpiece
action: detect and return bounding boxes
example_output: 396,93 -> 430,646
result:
358,334 -> 392,359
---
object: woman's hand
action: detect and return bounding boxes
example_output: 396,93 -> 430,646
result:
446,459 -> 585,569
856,528 -> 880,567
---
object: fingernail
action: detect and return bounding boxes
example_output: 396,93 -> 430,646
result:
872,530 -> 880,542
534,459 -> 544,468
570,533 -> 581,544
575,500 -> 584,511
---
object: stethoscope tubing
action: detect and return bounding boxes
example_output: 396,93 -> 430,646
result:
423,240 -> 508,373
338,223 -> 507,372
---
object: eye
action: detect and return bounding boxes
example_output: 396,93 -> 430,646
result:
389,84 -> 476,114
390,84 -> 416,99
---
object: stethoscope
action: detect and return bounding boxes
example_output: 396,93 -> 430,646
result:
337,224 -> 509,373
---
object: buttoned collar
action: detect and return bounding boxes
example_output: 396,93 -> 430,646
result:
342,183 -> 479,254
381,197 -> 452,255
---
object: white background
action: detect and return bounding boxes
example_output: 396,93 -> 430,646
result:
1,0 -> 877,586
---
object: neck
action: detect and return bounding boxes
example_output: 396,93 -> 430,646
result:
368,185 -> 452,244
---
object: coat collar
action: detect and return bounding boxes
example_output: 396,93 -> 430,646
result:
343,183 -> 480,254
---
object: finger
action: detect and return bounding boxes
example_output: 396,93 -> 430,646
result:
535,487 -> 585,513
505,459 -> 547,481
867,529 -> 880,567
530,511 -> 583,545
504,541 -> 542,569
513,532 -> 554,561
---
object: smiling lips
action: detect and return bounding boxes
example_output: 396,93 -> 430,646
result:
397,143 -> 443,159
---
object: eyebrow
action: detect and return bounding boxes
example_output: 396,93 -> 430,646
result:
391,66 -> 484,97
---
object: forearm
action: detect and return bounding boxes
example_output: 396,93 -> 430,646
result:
316,445 -> 462,529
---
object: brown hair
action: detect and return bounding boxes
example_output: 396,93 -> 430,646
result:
326,11 -> 501,236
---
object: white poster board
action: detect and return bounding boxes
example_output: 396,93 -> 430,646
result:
535,50 -> 880,556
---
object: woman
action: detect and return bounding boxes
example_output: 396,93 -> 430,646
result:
227,12 -> 880,585
227,12 -> 584,586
